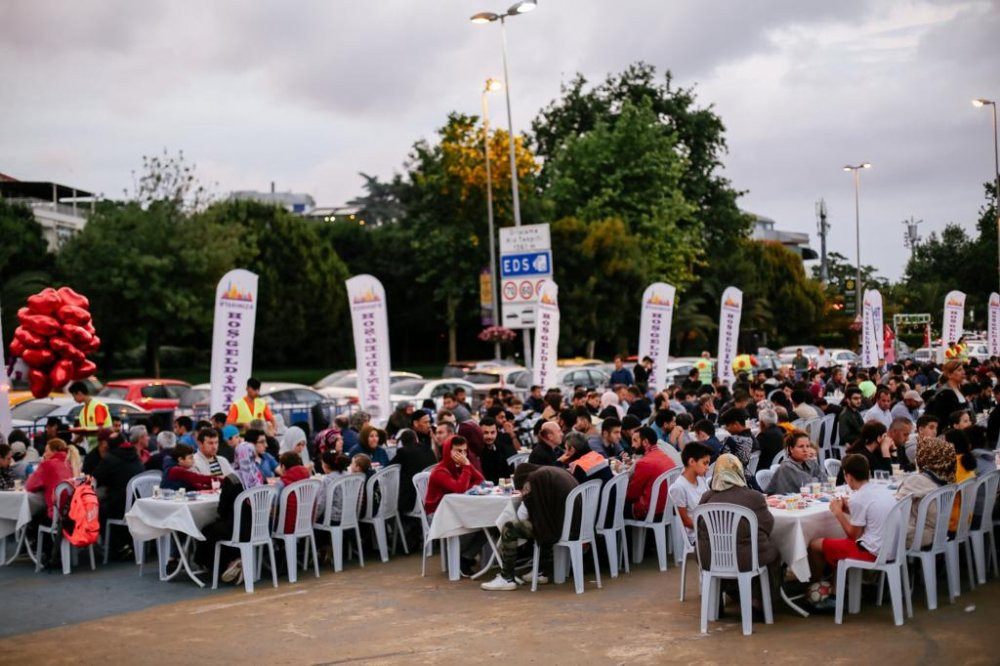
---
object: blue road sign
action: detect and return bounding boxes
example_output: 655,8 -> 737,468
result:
500,251 -> 551,278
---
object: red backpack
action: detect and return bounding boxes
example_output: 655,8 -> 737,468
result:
62,478 -> 100,547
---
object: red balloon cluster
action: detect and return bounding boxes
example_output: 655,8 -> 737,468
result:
8,287 -> 100,398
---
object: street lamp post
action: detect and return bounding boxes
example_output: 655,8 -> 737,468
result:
843,162 -> 872,318
472,1 -> 536,368
482,78 -> 503,360
973,98 -> 1000,291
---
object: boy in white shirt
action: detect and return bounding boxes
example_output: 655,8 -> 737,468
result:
668,442 -> 712,545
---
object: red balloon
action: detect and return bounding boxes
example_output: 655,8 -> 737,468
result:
50,336 -> 85,363
57,286 -> 90,310
82,334 -> 101,354
22,347 -> 55,369
14,326 -> 47,349
27,287 -> 62,316
9,337 -> 25,358
49,359 -> 74,389
72,359 -> 97,380
20,312 -> 61,337
61,323 -> 93,348
29,369 -> 51,399
83,321 -> 96,335
57,304 -> 91,326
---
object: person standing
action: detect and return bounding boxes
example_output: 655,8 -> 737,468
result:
694,352 -> 714,386
68,381 -> 111,451
609,355 -> 634,387
225,377 -> 275,429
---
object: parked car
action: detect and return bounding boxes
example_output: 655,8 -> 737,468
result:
11,396 -> 151,437
313,370 -> 423,402
389,378 -> 477,411
176,381 -> 339,431
777,345 -> 820,365
824,348 -> 860,370
557,357 -> 605,367
98,378 -> 190,411
912,347 -> 934,363
6,374 -> 103,408
756,348 -> 781,372
441,359 -> 520,378
464,366 -> 530,401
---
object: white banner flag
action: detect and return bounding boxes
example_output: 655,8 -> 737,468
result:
861,289 -> 881,367
989,292 -> 1000,357
942,290 -> 966,346
638,282 -> 676,391
716,287 -> 743,385
0,300 -> 12,438
346,274 -> 392,421
210,269 -> 259,415
533,280 -> 560,390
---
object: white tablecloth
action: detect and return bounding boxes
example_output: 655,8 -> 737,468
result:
427,493 -> 516,541
769,502 -> 842,582
126,495 -> 220,542
0,491 -> 42,539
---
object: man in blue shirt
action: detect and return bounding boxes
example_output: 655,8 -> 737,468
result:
609,354 -> 634,387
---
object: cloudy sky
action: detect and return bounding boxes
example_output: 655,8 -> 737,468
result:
2,0 -> 998,280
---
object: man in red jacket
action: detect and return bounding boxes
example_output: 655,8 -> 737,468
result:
625,426 -> 676,519
424,436 -> 485,576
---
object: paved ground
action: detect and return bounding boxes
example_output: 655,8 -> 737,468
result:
1,546 -> 998,665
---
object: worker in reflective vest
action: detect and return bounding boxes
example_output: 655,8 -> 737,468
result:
69,380 -> 111,451
694,351 -> 714,385
226,376 -> 275,428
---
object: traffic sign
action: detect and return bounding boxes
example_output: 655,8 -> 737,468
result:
500,251 -> 551,278
499,224 -> 552,329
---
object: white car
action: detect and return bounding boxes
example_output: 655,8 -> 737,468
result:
314,370 -> 423,402
463,366 -> 530,400
11,396 -> 151,436
777,345 -> 820,364
825,348 -> 860,370
389,378 -> 477,411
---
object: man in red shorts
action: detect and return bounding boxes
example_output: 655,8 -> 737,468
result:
807,453 -> 896,587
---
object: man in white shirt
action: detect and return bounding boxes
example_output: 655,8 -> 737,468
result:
807,453 -> 896,583
668,442 -> 712,545
192,428 -> 233,477
814,345 -> 832,370
863,387 -> 894,428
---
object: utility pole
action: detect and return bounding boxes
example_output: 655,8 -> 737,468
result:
902,217 -> 923,259
816,199 -> 830,282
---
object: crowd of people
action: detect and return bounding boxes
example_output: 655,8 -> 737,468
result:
3,352 -> 998,608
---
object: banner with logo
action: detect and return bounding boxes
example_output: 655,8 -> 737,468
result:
990,292 -> 1000,357
716,287 -> 743,385
942,290 -> 966,346
532,280 -> 560,390
0,301 -> 12,438
346,274 -> 392,421
210,269 -> 259,415
638,282 -> 676,391
861,289 -> 880,367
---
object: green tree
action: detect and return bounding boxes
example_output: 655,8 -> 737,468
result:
0,200 -> 54,349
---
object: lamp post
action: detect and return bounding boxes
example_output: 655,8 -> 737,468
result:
482,78 -> 503,360
973,98 -> 1000,291
472,0 -> 536,368
842,162 -> 872,317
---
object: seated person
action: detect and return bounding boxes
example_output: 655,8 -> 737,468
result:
480,464 -> 578,591
894,437 -> 955,548
561,432 -> 612,486
244,428 -> 278,478
145,431 -> 175,472
765,430 -> 824,495
807,454 -> 896,597
625,426 -> 676,520
348,425 -> 390,468
479,417 -> 517,484
25,438 -> 73,524
93,431 -> 145,536
163,444 -> 215,491
425,436 -> 485,575
0,443 -> 14,490
315,450 -> 352,524
697,453 -> 779,607
692,420 -> 722,462
192,428 -> 233,477
274,450 -> 312,534
669,442 -> 712,545
528,422 -> 563,466
389,428 -> 438,514
755,408 -> 785,469
587,417 -> 624,459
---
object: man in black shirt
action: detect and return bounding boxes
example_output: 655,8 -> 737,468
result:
479,417 -> 517,483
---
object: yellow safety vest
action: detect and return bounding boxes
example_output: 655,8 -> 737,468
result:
80,399 -> 112,429
233,397 -> 267,424
694,358 -> 713,384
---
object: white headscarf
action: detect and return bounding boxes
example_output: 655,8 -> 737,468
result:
280,426 -> 309,465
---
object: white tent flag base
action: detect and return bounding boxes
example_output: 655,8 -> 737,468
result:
209,269 -> 259,416
346,275 -> 392,422
638,282 -> 676,392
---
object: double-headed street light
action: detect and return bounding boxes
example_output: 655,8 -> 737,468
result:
482,78 -> 503,359
973,98 -> 1000,291
843,162 -> 872,316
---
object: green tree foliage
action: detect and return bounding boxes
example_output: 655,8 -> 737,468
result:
0,200 -> 54,348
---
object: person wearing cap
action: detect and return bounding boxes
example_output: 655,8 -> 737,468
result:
219,424 -> 240,463
718,408 -> 757,487
411,409 -> 434,450
225,377 -> 275,428
890,390 -> 923,424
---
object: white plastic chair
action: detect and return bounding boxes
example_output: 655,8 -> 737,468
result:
409,471 -> 446,576
823,458 -> 841,481
771,450 -> 786,468
691,503 -> 774,636
946,478 -> 978,594
969,469 -> 1000,584
531,479 -> 602,594
130,473 -> 164,575
211,485 -> 278,594
35,481 -> 97,575
818,414 -> 838,459
624,467 -> 681,571
103,470 -> 160,565
595,474 -> 630,578
906,484 -> 958,609
804,417 -> 823,447
755,468 -> 774,493
360,466 -> 409,562
835,495 -> 914,626
313,473 -> 366,573
674,499 -> 697,601
272,479 -> 321,583
745,451 -> 761,477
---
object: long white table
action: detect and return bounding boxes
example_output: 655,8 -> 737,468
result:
426,493 -> 518,581
0,491 -> 46,565
126,494 -> 220,586
769,502 -> 842,583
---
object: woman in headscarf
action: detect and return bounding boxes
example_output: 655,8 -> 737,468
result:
348,424 -> 390,467
696,454 -> 779,608
598,391 -> 624,420
280,426 -> 311,467
894,437 -> 955,548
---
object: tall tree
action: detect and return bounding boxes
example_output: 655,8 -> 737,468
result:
0,200 -> 54,350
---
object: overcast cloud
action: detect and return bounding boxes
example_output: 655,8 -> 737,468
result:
1,0 -> 998,281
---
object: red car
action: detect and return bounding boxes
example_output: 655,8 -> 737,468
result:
98,379 -> 191,411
